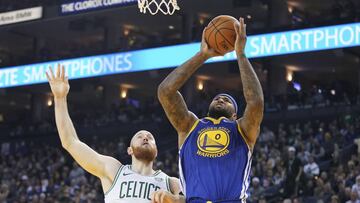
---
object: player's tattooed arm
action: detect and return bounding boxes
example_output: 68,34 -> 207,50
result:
157,53 -> 201,143
158,29 -> 221,145
234,18 -> 264,149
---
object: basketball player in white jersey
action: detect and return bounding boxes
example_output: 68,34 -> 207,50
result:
46,65 -> 184,203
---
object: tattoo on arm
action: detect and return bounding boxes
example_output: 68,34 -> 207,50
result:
158,54 -> 204,134
237,55 -> 264,147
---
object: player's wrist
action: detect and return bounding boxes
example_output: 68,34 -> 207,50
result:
197,51 -> 210,61
236,51 -> 246,58
54,96 -> 67,103
172,194 -> 183,203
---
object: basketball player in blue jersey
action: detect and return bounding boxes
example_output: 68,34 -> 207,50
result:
46,65 -> 184,203
157,18 -> 264,203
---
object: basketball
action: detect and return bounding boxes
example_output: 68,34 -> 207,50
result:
204,15 -> 238,55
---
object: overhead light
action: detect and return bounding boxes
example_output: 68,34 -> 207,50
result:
246,15 -> 252,19
97,86 -> 104,91
197,80 -> 204,91
121,89 -> 127,99
197,75 -> 211,80
120,84 -> 136,89
286,71 -> 293,82
199,13 -> 210,25
293,82 -> 301,91
168,25 -> 175,30
331,90 -> 336,95
199,18 -> 205,25
47,98 -> 53,107
120,85 -> 128,99
288,6 -> 293,13
129,38 -> 135,46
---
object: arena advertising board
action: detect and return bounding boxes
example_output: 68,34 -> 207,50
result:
0,22 -> 359,88
61,0 -> 137,14
0,7 -> 43,26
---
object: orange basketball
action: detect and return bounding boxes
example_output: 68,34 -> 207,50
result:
204,15 -> 238,55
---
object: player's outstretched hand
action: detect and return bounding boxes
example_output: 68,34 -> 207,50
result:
46,64 -> 69,99
234,17 -> 247,56
199,28 -> 224,59
151,190 -> 183,203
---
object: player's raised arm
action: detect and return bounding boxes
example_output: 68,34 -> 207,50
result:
46,64 -> 121,191
234,18 -> 264,150
157,30 -> 221,146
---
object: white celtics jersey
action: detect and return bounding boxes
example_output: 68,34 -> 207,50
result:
104,165 -> 171,203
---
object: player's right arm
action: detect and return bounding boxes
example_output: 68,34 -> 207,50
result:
46,65 -> 121,192
157,30 -> 222,146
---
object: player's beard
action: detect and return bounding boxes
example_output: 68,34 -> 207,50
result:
208,105 -> 233,119
132,145 -> 157,163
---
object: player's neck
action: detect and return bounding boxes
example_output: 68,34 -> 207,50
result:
131,158 -> 155,176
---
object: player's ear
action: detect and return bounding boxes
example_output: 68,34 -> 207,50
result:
231,113 -> 237,121
127,147 -> 133,155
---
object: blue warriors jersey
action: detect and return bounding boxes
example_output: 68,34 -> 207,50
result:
179,117 -> 252,203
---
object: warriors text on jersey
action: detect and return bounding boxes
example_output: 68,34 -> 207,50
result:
104,165 -> 171,203
179,117 -> 253,203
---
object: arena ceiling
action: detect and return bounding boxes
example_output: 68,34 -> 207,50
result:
0,0 -> 359,111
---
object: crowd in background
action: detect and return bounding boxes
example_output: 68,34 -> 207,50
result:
0,91 -> 360,202
2,85 -> 360,140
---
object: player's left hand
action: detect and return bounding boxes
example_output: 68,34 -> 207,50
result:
199,28 -> 223,59
234,17 -> 247,56
151,190 -> 181,203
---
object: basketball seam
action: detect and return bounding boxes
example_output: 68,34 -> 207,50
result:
213,19 -> 234,28
206,26 -> 217,46
211,21 -> 235,50
217,28 -> 236,31
213,24 -> 220,51
218,28 -> 236,49
210,20 -> 235,52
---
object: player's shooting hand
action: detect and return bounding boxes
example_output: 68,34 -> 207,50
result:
234,17 -> 247,56
199,28 -> 223,59
46,64 -> 69,99
151,190 -> 182,203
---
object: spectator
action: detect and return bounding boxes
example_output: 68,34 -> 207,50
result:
283,146 -> 303,198
0,184 -> 9,203
259,126 -> 275,143
352,176 -> 360,200
331,195 -> 340,203
304,155 -> 320,178
248,177 -> 264,203
346,191 -> 360,203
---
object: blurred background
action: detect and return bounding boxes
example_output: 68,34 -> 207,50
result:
0,0 -> 360,202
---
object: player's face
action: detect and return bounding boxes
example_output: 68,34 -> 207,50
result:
208,95 -> 236,120
129,130 -> 158,162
